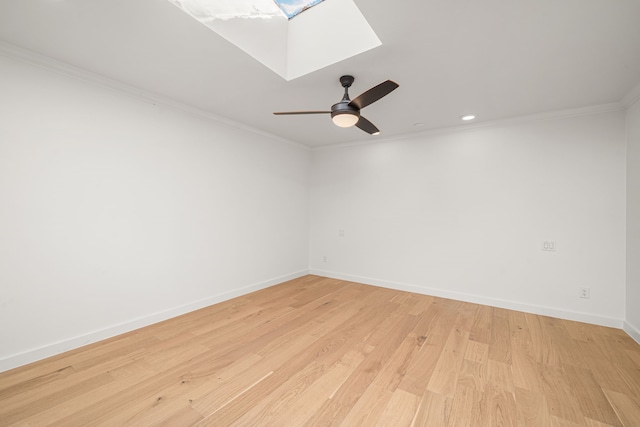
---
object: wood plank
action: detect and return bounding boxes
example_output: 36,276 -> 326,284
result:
447,385 -> 482,426
515,386 -> 552,427
511,343 -> 544,392
563,364 -> 622,426
464,340 -> 488,364
525,313 -> 561,365
375,388 -> 420,426
469,304 -> 493,344
397,297 -> 454,395
603,389 -> 640,427
488,308 -> 512,364
539,364 -> 585,424
426,318 -> 471,398
411,390 -> 450,427
340,384 -> 393,426
486,359 -> 514,393
543,316 -> 586,367
457,359 -> 486,392
479,383 -> 517,427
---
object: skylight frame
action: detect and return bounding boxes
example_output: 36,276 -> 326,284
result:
273,0 -> 325,19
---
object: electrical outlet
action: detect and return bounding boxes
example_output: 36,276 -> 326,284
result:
579,287 -> 590,299
542,241 -> 556,251
323,256 -> 327,263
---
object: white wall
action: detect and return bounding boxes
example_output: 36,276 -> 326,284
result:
626,99 -> 640,341
0,54 -> 310,371
310,111 -> 627,326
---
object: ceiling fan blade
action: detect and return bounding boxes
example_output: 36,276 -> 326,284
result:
356,116 -> 380,135
349,80 -> 399,110
273,111 -> 331,115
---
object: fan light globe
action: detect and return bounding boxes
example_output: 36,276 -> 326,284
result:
332,112 -> 359,128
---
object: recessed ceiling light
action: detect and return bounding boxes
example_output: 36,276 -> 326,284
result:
413,122 -> 424,127
460,114 -> 476,121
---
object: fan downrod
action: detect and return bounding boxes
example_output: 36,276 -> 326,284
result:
339,75 -> 355,102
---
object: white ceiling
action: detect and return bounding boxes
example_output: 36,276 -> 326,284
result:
1,0 -> 640,148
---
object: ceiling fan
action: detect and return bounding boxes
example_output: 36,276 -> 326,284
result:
273,75 -> 399,135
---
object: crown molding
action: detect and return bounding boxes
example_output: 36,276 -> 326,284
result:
622,82 -> 640,108
314,102 -> 625,151
0,41 -> 310,152
1,41 -> 634,153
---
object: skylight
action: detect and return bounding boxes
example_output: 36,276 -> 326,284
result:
167,0 -> 381,80
273,0 -> 324,19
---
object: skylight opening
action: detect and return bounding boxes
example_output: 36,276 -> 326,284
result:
166,0 -> 381,80
273,0 -> 324,19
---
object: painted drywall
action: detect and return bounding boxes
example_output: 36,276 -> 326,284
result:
626,99 -> 640,342
0,54 -> 310,371
310,111 -> 627,326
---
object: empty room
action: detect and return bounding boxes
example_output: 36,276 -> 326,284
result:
1,0 -> 640,425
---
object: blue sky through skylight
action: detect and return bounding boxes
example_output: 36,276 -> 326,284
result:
273,0 -> 324,19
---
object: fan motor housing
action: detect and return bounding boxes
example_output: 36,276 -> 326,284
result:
331,102 -> 360,127
331,101 -> 360,119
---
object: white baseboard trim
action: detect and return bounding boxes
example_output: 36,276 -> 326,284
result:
0,270 -> 308,373
310,269 -> 624,329
623,321 -> 640,345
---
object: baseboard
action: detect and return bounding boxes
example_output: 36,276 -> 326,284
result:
0,270 -> 308,373
623,321 -> 640,345
310,269 -> 624,329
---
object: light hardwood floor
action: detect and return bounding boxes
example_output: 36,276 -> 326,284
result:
1,275 -> 639,426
